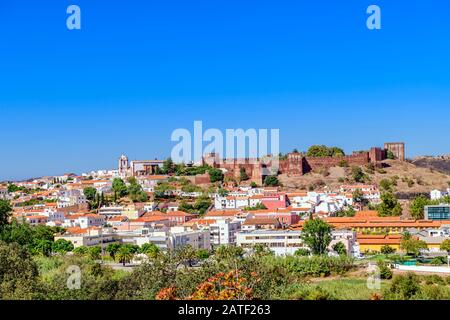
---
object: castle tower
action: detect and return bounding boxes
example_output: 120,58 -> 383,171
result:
384,143 -> 405,161
118,154 -> 129,177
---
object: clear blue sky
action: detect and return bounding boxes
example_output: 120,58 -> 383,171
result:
1,0 -> 450,181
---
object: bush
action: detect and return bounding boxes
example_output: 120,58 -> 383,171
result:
377,260 -> 393,280
383,273 -> 421,300
380,245 -> 396,255
430,256 -> 447,266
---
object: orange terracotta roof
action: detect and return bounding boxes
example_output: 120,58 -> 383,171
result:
205,210 -> 241,217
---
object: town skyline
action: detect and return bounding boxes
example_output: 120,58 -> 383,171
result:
2,1 -> 450,179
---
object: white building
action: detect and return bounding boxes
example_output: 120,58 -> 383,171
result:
236,229 -> 305,256
0,187 -> 8,200
209,219 -> 241,246
169,226 -> 211,250
57,189 -> 87,208
430,189 -> 450,200
78,214 -> 105,229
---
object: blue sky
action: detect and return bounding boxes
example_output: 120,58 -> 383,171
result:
1,0 -> 450,180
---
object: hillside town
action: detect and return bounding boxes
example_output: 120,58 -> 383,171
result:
2,142 -> 450,263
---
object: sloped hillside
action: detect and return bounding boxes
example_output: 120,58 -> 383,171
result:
279,159 -> 450,193
410,155 -> 450,174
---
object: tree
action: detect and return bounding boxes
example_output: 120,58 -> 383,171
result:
380,245 -> 396,254
409,195 -> 430,220
73,246 -> 89,256
352,189 -> 367,209
193,194 -> 212,215
208,168 -> 224,183
0,200 -> 12,230
106,243 -> 122,260
239,167 -> 249,181
218,187 -> 229,197
112,178 -> 128,198
214,245 -> 244,261
116,246 -> 134,266
400,232 -> 427,257
88,246 -> 102,260
140,243 -> 160,258
51,239 -> 74,254
31,239 -> 53,257
378,192 -> 402,217
263,175 -> 279,187
379,179 -> 394,192
306,145 -> 345,158
439,239 -> 450,252
250,182 -> 258,188
386,150 -> 395,160
252,244 -> 274,257
162,158 -> 175,174
301,218 -> 332,255
377,260 -> 393,280
196,249 -> 210,260
83,187 -> 97,201
294,248 -> 310,256
332,242 -> 347,256
127,180 -> 148,203
0,241 -> 40,299
351,166 -> 365,183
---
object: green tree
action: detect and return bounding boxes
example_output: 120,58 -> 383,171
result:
88,246 -> 102,260
400,232 -> 427,257
409,195 -> 430,220
301,218 -> 332,255
214,245 -> 244,261
193,194 -> 212,215
0,200 -> 12,230
73,246 -> 89,256
112,178 -> 128,198
196,249 -> 210,260
0,241 -> 40,299
208,168 -> 224,183
140,243 -> 160,258
31,239 -> 53,257
351,166 -> 365,183
294,248 -> 310,256
352,189 -> 367,208
332,242 -> 347,256
263,175 -> 279,187
239,167 -> 249,181
440,239 -> 450,252
116,246 -> 134,266
306,145 -> 345,158
106,243 -> 122,260
83,187 -> 97,201
379,179 -> 394,192
383,273 -> 421,300
378,192 -> 402,217
386,150 -> 396,160
162,158 -> 175,174
380,245 -> 396,254
127,180 -> 148,203
218,187 -> 229,197
51,239 -> 74,254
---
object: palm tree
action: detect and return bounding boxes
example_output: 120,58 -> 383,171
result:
116,246 -> 134,266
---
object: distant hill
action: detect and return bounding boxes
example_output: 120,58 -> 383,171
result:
279,159 -> 450,193
410,155 -> 450,174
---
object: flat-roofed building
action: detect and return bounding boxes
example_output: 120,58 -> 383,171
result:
425,204 -> 450,221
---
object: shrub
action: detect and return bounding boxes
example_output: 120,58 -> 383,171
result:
383,273 -> 421,300
380,245 -> 396,255
377,260 -> 393,280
